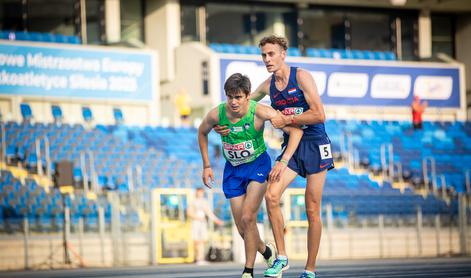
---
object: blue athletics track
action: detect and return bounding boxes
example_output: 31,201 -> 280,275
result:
1,258 -> 471,278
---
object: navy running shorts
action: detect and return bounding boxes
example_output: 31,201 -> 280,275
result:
277,134 -> 335,178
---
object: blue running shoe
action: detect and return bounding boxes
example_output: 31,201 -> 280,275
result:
264,257 -> 289,277
299,270 -> 316,278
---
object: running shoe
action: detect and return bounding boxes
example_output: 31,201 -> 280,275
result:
264,257 -> 289,277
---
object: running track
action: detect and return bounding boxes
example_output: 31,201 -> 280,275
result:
1,257 -> 471,278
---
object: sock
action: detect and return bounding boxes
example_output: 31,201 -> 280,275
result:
243,267 -> 254,276
262,245 -> 272,260
304,270 -> 315,275
277,255 -> 288,261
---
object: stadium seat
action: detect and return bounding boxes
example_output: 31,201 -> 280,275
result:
82,107 -> 93,122
51,105 -> 63,123
113,108 -> 124,125
20,103 -> 33,122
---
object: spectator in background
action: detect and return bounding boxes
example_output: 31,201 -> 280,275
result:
176,88 -> 192,127
412,95 -> 428,130
187,187 -> 224,265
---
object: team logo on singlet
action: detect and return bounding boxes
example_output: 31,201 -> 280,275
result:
244,123 -> 251,130
231,126 -> 243,133
288,88 -> 297,94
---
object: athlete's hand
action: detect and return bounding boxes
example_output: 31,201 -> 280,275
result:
215,219 -> 224,226
269,161 -> 287,183
214,124 -> 230,136
202,167 -> 215,189
271,110 -> 288,129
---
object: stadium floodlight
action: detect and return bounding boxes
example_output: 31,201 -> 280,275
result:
390,0 -> 407,5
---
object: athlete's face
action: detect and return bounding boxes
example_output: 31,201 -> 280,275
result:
226,90 -> 249,114
261,43 -> 286,73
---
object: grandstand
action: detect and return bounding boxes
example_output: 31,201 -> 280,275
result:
0,0 -> 471,272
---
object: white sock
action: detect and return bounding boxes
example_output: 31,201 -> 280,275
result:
304,270 -> 315,275
277,255 -> 288,260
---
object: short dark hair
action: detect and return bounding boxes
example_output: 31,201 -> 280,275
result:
224,73 -> 251,97
259,35 -> 288,51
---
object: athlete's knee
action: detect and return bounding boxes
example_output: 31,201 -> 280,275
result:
265,190 -> 281,209
241,212 -> 256,229
306,203 -> 322,223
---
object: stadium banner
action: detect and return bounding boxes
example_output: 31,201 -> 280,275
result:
219,57 -> 461,108
0,41 -> 155,100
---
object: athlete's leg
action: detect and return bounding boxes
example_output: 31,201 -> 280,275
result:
304,169 -> 327,272
230,195 -> 246,239
239,180 -> 266,268
229,191 -> 266,257
265,168 -> 298,256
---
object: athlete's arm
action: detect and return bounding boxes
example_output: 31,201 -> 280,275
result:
256,104 -> 303,182
268,125 -> 303,182
271,68 -> 325,128
198,108 -> 219,189
251,78 -> 270,102
214,78 -> 270,135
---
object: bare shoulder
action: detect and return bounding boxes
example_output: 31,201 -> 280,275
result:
296,68 -> 313,81
205,105 -> 220,125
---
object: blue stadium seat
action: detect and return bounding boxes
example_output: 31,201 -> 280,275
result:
82,107 -> 93,122
373,51 -> 386,60
20,103 -> 33,122
340,49 -> 353,59
384,51 -> 397,60
14,32 -> 30,41
0,30 -> 11,39
305,48 -> 321,58
51,105 -> 63,122
67,35 -> 81,44
113,108 -> 124,125
287,48 -> 302,57
29,32 -> 44,41
362,50 -> 375,60
209,43 -> 224,53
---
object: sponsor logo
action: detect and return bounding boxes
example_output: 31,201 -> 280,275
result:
244,123 -> 251,130
327,72 -> 369,98
371,74 -> 411,99
257,173 -> 264,177
282,107 -> 304,115
320,162 -> 330,169
223,142 -> 246,151
414,75 -> 453,100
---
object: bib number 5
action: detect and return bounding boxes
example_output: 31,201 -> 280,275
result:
319,144 -> 332,160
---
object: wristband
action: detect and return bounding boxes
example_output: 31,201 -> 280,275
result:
290,115 -> 296,125
203,165 -> 211,169
279,159 -> 288,165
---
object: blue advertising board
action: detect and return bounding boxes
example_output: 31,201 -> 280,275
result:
220,57 -> 461,108
0,41 -> 155,100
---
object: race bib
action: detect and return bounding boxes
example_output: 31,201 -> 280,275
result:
282,107 -> 307,129
282,107 -> 304,116
223,140 -> 255,166
319,144 -> 332,160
